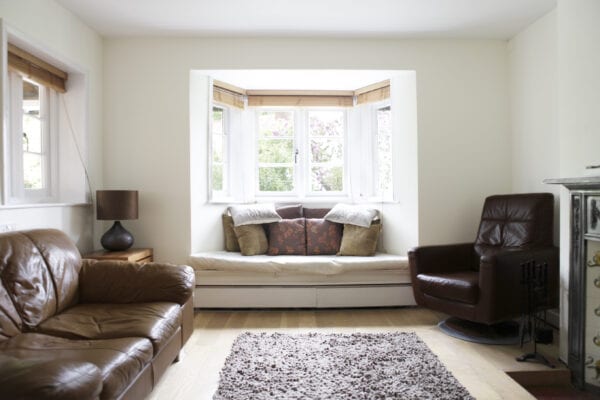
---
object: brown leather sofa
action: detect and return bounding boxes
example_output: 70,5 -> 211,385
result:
0,229 -> 195,400
409,193 -> 559,325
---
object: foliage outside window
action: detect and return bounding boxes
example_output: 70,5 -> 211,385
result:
257,111 -> 295,192
308,110 -> 344,193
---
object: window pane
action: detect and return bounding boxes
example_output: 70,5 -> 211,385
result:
311,166 -> 343,192
212,107 -> 224,135
22,80 -> 44,190
310,138 -> 343,163
258,111 -> 294,137
212,134 -> 223,162
23,153 -> 43,189
212,164 -> 223,191
258,139 -> 294,163
377,106 -> 392,196
308,110 -> 344,137
259,167 -> 293,191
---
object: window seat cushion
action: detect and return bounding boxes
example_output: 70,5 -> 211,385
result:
189,251 -> 408,276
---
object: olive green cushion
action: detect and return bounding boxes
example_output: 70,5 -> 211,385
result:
338,221 -> 381,256
233,224 -> 268,256
222,214 -> 240,252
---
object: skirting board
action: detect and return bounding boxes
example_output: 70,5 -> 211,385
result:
193,284 -> 416,308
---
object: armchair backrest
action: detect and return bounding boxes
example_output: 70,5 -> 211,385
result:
474,193 -> 554,257
0,229 -> 81,340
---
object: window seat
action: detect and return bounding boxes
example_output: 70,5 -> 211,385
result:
189,251 -> 416,308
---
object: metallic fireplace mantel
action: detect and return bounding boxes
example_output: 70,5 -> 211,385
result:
546,176 -> 600,392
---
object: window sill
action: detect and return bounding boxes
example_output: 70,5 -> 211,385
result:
0,202 -> 92,210
208,196 -> 399,205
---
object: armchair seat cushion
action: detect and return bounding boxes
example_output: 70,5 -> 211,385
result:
0,333 -> 153,400
35,302 -> 181,355
417,271 -> 479,305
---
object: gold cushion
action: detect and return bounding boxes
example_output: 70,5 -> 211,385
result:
233,224 -> 268,256
222,214 -> 240,252
338,221 -> 381,256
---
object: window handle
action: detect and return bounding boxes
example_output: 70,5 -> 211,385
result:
294,149 -> 299,164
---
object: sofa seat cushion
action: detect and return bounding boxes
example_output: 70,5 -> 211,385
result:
35,302 -> 181,355
0,333 -> 153,400
417,271 -> 479,304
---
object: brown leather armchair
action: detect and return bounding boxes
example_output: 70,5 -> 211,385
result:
409,193 -> 559,325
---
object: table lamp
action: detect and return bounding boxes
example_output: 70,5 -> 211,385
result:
96,190 -> 138,251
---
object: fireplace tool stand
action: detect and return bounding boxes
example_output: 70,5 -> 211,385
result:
516,259 -> 555,368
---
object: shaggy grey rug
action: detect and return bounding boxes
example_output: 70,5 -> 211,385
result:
213,332 -> 474,400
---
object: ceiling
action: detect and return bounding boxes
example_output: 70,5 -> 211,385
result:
56,0 -> 556,39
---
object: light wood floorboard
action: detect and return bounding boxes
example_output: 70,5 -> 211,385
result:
149,307 -> 563,400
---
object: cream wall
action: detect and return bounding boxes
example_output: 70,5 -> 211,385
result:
103,38 -> 511,263
508,0 -> 600,362
507,8 -> 562,357
0,0 -> 103,251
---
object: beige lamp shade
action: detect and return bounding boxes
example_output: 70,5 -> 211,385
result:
96,190 -> 138,220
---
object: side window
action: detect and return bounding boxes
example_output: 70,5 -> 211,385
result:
8,72 -> 55,201
211,105 -> 228,194
375,104 -> 392,199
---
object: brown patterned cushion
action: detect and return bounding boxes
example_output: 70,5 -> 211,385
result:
267,218 -> 306,255
306,219 -> 343,255
222,213 -> 240,252
338,221 -> 381,256
276,204 -> 303,219
234,224 -> 268,256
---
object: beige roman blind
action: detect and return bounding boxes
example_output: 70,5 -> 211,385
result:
247,90 -> 354,107
355,80 -> 390,105
7,44 -> 67,93
213,80 -> 245,109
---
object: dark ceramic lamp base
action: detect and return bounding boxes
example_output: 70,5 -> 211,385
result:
101,221 -> 134,251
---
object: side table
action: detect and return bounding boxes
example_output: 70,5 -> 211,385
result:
83,248 -> 153,264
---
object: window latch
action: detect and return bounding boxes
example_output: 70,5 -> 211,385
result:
294,149 -> 299,164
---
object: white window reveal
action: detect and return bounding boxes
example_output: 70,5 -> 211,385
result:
375,104 -> 393,201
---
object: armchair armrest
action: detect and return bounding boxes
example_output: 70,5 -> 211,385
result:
408,243 -> 475,275
0,356 -> 102,400
478,246 -> 559,322
79,259 -> 195,305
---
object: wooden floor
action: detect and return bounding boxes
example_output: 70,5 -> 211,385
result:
149,307 -> 565,400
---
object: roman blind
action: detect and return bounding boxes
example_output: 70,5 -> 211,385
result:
246,90 -> 354,107
213,80 -> 245,109
355,80 -> 390,105
7,44 -> 67,93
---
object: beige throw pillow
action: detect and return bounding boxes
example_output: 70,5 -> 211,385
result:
233,224 -> 268,256
229,203 -> 282,226
338,221 -> 381,256
222,213 -> 240,252
324,203 -> 378,228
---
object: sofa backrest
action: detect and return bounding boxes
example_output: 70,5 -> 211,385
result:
0,229 -> 81,339
474,193 -> 554,257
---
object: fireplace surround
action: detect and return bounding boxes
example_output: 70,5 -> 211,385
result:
545,176 -> 600,393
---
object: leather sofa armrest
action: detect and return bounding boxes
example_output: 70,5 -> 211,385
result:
80,259 -> 195,305
0,356 -> 102,400
478,246 -> 560,321
408,243 -> 475,275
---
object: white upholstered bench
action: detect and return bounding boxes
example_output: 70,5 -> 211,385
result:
189,251 -> 416,308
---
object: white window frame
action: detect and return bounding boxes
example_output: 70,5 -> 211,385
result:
254,107 -> 348,199
7,71 -> 57,204
209,103 -> 230,199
